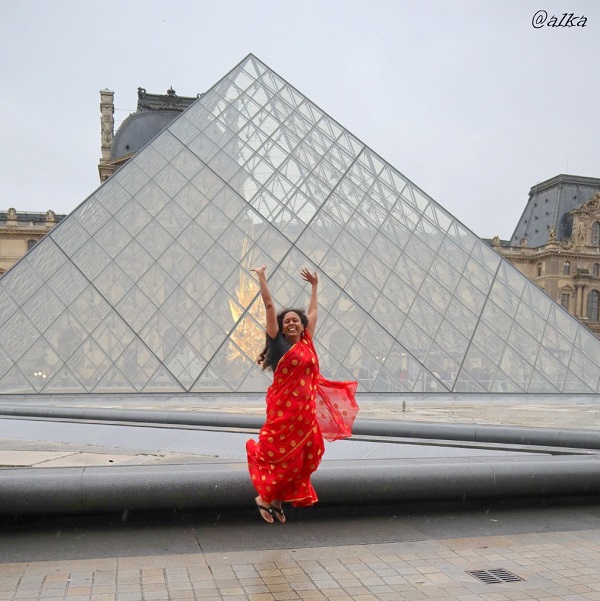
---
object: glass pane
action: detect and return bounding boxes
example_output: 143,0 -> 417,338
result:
408,298 -> 443,338
95,218 -> 133,258
47,262 -> 88,307
43,365 -> 87,393
453,277 -> 486,316
116,339 -> 162,390
161,287 -> 202,334
568,348 -> 599,391
165,114 -> 200,146
151,130 -> 186,162
370,295 -> 406,338
0,366 -> 35,394
137,264 -> 178,306
111,162 -> 150,196
206,341 -> 251,390
92,312 -> 135,359
93,179 -> 131,215
424,344 -> 457,391
403,235 -> 436,271
187,312 -> 227,361
419,275 -> 448,313
429,255 -> 461,295
50,218 -> 90,257
446,295 -> 478,338
500,346 -> 532,390
23,239 -> 66,281
139,311 -> 182,360
515,302 -> 547,342
360,319 -> 394,363
395,253 -> 426,290
89,256 -> 137,306
472,321 -> 505,364
0,309 -> 39,360
507,323 -> 538,362
345,272 -> 379,312
398,318 -> 432,362
134,181 -> 171,217
18,338 -> 62,392
73,197 -> 111,235
3,261 -> 44,306
188,132 -> 220,163
93,365 -> 136,393
67,339 -> 112,389
158,243 -> 196,283
115,240 -> 155,282
181,264 -> 220,306
164,339 -> 206,389
70,287 -> 111,333
45,311 -> 87,361
0,286 -> 18,331
435,320 -> 469,364
72,239 -> 111,281
22,285 -> 65,334
137,220 -> 174,259
174,183 -> 209,218
382,272 -> 416,314
115,286 -> 157,332
115,199 -> 153,237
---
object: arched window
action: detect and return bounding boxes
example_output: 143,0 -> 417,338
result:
594,263 -> 600,277
563,261 -> 571,275
27,239 -> 37,250
587,290 -> 599,322
537,263 -> 542,277
592,222 -> 600,246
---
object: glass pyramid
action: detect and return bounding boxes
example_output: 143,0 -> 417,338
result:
1,54 -> 600,395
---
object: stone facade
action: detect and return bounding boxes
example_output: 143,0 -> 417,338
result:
0,209 -> 64,275
493,185 -> 600,337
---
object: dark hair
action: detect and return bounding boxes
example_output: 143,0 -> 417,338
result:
257,308 -> 308,371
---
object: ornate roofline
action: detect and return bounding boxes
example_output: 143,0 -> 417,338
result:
529,174 -> 600,197
137,87 -> 201,112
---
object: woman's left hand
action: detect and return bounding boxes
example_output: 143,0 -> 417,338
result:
301,268 -> 318,286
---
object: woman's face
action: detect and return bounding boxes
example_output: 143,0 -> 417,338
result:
282,311 -> 304,342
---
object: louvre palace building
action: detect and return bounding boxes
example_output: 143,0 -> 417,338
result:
1,54 -> 600,398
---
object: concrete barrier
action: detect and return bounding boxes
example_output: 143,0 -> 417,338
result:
1,455 -> 599,516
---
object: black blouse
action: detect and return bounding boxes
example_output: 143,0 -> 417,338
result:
266,331 -> 293,371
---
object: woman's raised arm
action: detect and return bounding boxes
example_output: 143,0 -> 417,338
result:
251,265 -> 279,339
301,268 -> 318,336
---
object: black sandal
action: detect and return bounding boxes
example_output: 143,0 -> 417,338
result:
255,497 -> 274,523
271,505 -> 286,523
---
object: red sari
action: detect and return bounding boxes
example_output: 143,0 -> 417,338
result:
246,330 -> 358,507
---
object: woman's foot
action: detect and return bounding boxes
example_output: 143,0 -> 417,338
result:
255,496 -> 274,523
271,500 -> 286,523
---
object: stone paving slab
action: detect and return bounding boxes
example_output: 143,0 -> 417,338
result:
2,529 -> 600,600
0,438 -> 220,469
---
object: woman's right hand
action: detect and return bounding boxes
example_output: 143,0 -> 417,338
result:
251,264 -> 267,277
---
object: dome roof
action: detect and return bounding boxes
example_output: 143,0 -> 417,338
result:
111,110 -> 181,159
111,87 -> 200,160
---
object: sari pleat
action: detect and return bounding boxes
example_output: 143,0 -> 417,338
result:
247,330 -> 358,507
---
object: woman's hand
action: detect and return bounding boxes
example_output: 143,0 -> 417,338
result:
251,265 -> 267,277
301,268 -> 318,286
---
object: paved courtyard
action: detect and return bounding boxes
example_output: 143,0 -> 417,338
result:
2,500 -> 600,601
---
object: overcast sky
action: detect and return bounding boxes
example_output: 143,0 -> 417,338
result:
1,0 -> 598,240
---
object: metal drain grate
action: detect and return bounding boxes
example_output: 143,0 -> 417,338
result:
467,568 -> 524,584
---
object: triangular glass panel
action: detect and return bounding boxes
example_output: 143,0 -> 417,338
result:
142,365 -> 186,393
43,365 -> 87,393
93,365 -> 136,393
